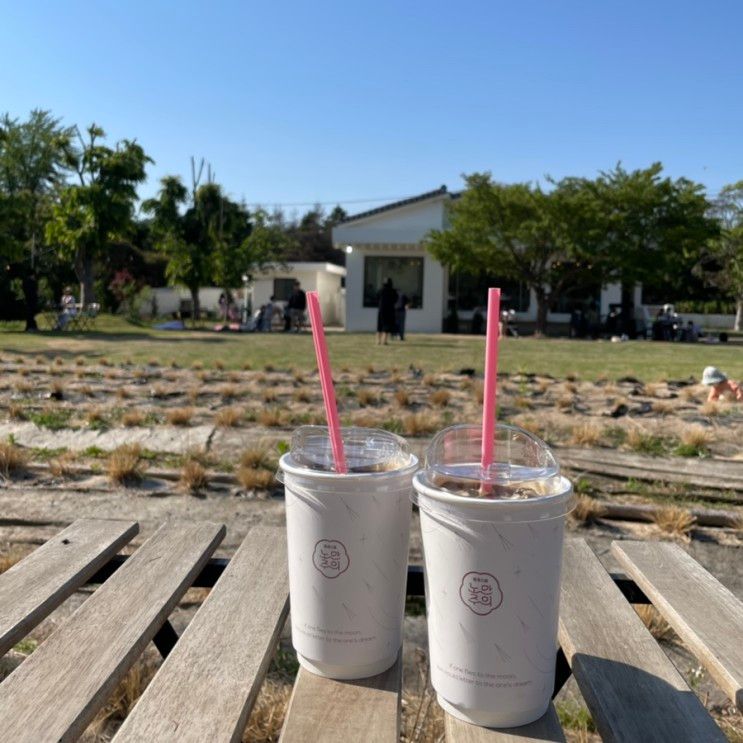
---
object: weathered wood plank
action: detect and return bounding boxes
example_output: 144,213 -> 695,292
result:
612,540 -> 743,712
280,654 -> 402,742
444,704 -> 565,742
114,526 -> 289,743
0,521 -> 225,743
559,538 -> 725,742
0,518 -> 138,655
555,446 -> 743,495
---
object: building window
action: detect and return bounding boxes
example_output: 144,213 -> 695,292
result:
273,278 -> 295,301
449,272 -> 530,313
363,256 -> 424,308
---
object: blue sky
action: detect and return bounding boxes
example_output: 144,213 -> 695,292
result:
2,1 -> 741,214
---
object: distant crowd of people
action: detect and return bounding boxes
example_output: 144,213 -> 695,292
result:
251,280 -> 307,333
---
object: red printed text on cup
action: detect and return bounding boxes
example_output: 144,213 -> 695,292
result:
313,539 -> 350,578
459,571 -> 503,615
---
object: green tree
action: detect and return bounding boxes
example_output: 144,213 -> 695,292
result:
46,124 -> 150,305
591,164 -> 718,330
0,110 -> 74,329
699,182 -> 743,330
426,173 -> 600,334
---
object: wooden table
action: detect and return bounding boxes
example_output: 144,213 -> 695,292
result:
0,520 -> 740,742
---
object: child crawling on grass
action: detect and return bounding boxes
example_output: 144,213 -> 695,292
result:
702,366 -> 743,402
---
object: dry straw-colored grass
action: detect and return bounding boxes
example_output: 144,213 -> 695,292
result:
258,408 -> 284,427
652,400 -> 675,416
215,406 -> 243,427
115,387 -> 131,401
0,547 -> 29,574
570,422 -> 603,447
293,388 -> 312,403
430,389 -> 451,408
681,386 -> 701,402
571,494 -> 606,524
0,441 -> 28,478
13,379 -> 33,394
166,407 -> 194,426
356,389 -> 379,407
85,406 -> 107,427
237,467 -> 275,491
474,381 -> 484,405
121,410 -> 146,427
214,360 -> 225,371
242,678 -> 293,742
262,388 -> 279,403
700,400 -> 721,417
180,460 -> 209,494
680,425 -> 713,449
513,416 -> 545,439
634,605 -> 675,642
8,402 -> 25,420
422,373 -> 438,387
49,451 -> 78,478
240,448 -> 275,471
87,658 -> 158,738
642,382 -> 663,397
394,389 -> 412,408
402,412 -> 440,437
107,444 -> 145,485
653,506 -> 696,538
219,383 -> 239,400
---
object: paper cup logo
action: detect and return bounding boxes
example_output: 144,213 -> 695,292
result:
460,571 -> 503,615
313,539 -> 350,579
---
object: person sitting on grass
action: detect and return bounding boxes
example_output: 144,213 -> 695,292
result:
702,366 -> 743,402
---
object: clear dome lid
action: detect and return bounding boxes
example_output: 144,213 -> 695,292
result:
422,423 -> 562,499
288,425 -> 410,473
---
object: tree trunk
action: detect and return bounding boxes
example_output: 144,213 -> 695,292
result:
534,290 -> 549,336
735,298 -> 743,332
190,287 -> 201,322
75,248 -> 95,305
21,271 -> 39,332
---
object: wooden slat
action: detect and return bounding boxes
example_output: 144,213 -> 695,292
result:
0,518 -> 138,655
612,540 -> 743,712
114,526 -> 289,742
280,653 -> 402,742
559,538 -> 725,742
0,521 -> 225,743
445,703 -> 565,741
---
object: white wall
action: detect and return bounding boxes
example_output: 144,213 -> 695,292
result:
345,247 -> 446,332
150,287 -> 239,316
333,197 -> 447,246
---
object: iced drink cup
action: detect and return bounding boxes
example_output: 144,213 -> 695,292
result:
413,424 -> 573,727
279,426 -> 418,680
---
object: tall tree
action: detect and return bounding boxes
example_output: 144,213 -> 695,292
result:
591,164 -> 717,331
45,124 -> 150,304
426,173 -> 600,334
0,110 -> 74,329
699,182 -> 743,330
284,205 -> 347,264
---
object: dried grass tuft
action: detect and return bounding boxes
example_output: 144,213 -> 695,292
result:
166,407 -> 194,426
293,388 -> 312,403
219,384 -> 238,401
571,494 -> 606,524
214,406 -> 243,427
13,379 -> 33,394
8,402 -> 26,420
49,451 -> 78,478
652,400 -> 674,416
570,421 -> 603,447
237,466 -> 275,491
0,547 -> 29,574
262,388 -> 279,403
122,410 -> 146,427
180,460 -> 209,494
653,506 -> 696,538
430,389 -> 451,408
240,448 -> 275,471
115,387 -> 131,401
634,605 -> 674,642
258,408 -> 284,427
356,389 -> 379,407
402,412 -> 440,437
242,678 -> 293,741
700,400 -> 721,417
107,444 -> 145,485
0,441 -> 28,478
556,395 -> 574,411
394,389 -> 412,408
680,425 -> 713,449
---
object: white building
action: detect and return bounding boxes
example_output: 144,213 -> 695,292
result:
150,262 -> 346,325
333,187 -> 638,333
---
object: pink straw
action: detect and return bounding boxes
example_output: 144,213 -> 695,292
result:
307,291 -> 348,473
480,288 -> 501,475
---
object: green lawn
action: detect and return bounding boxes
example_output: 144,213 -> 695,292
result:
1,315 -> 741,381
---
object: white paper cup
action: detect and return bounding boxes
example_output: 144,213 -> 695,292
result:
280,451 -> 418,679
413,424 -> 573,727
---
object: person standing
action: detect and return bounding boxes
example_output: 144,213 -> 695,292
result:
288,281 -> 307,332
395,290 -> 409,340
262,295 -> 276,331
377,278 -> 397,345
